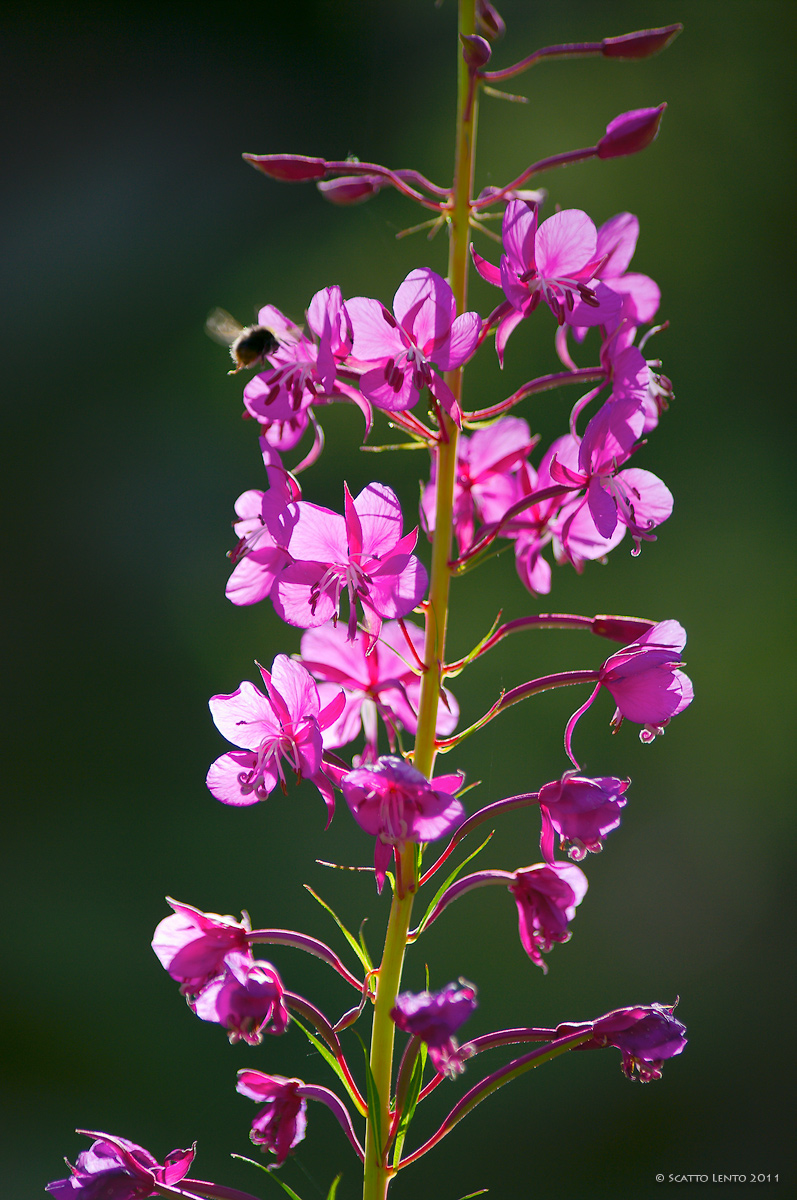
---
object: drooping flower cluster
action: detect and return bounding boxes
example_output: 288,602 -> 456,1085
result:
152,899 -> 289,1045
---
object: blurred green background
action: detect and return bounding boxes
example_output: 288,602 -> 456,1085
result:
3,1 -> 795,1196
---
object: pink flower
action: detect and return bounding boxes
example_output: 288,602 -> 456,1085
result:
600,619 -> 693,740
225,467 -> 299,607
558,1002 -> 687,1082
346,268 -> 481,422
564,620 -> 693,764
192,950 -> 289,1045
46,1131 -> 195,1200
391,980 -> 478,1078
550,399 -> 673,554
242,287 -> 362,451
341,755 -> 465,891
508,862 -> 588,972
207,654 -> 344,821
272,482 -> 428,649
236,1071 -> 308,1165
422,416 -> 535,555
151,897 -> 250,997
299,619 -> 458,758
538,772 -> 629,864
472,201 -> 622,360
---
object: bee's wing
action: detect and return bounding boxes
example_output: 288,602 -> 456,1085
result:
205,307 -> 244,346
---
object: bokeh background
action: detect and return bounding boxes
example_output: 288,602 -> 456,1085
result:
3,1 -> 795,1196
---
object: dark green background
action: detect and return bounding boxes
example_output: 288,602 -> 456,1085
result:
3,1 -> 794,1197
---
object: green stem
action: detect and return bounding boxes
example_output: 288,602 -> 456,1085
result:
362,4 -> 479,1197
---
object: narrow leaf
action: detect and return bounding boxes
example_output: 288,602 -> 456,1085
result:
357,919 -> 374,972
414,834 -> 494,939
325,1176 -> 342,1200
354,1031 -> 383,1159
304,885 -> 370,971
231,1154 -> 306,1200
456,1191 -> 489,1199
393,1044 -> 426,1167
291,1015 -> 367,1116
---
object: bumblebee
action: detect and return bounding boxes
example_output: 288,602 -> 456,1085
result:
205,307 -> 279,374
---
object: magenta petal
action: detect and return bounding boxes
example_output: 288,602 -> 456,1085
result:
596,212 -> 639,277
502,199 -> 538,271
269,655 -> 321,723
535,210 -> 597,279
354,482 -> 404,555
285,502 -> 348,562
226,546 -> 289,607
347,296 -> 403,360
433,310 -> 482,370
495,307 -> 526,364
587,477 -> 619,539
394,268 -> 455,330
360,363 -> 419,412
209,681 -> 277,749
616,467 -> 673,529
609,272 -> 661,324
273,561 -> 337,628
207,750 -> 277,805
367,555 -> 428,618
471,245 -> 502,287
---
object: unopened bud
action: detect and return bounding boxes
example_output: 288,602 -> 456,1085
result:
317,174 -> 382,205
243,153 -> 327,181
591,615 -> 656,643
476,0 -> 505,41
597,104 -> 666,159
602,24 -> 682,60
461,33 -> 492,70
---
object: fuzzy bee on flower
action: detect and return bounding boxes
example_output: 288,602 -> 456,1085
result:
205,307 -> 280,373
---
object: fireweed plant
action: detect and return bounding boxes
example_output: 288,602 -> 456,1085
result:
48,7 -> 692,1200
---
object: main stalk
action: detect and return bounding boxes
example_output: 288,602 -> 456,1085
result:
362,4 -> 479,1197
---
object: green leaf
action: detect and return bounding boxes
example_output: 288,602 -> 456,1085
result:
291,1015 -> 367,1117
304,885 -> 371,972
325,1175 -> 342,1200
354,1031 -> 383,1159
456,1190 -> 489,1199
357,920 -> 373,972
392,1042 -> 426,1168
414,833 -> 494,939
231,1154 -> 306,1200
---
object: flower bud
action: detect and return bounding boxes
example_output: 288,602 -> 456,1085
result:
317,174 -> 382,205
591,614 -> 656,643
597,104 -> 666,159
243,153 -> 327,181
476,0 -> 505,41
460,33 -> 492,69
602,24 -> 682,60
